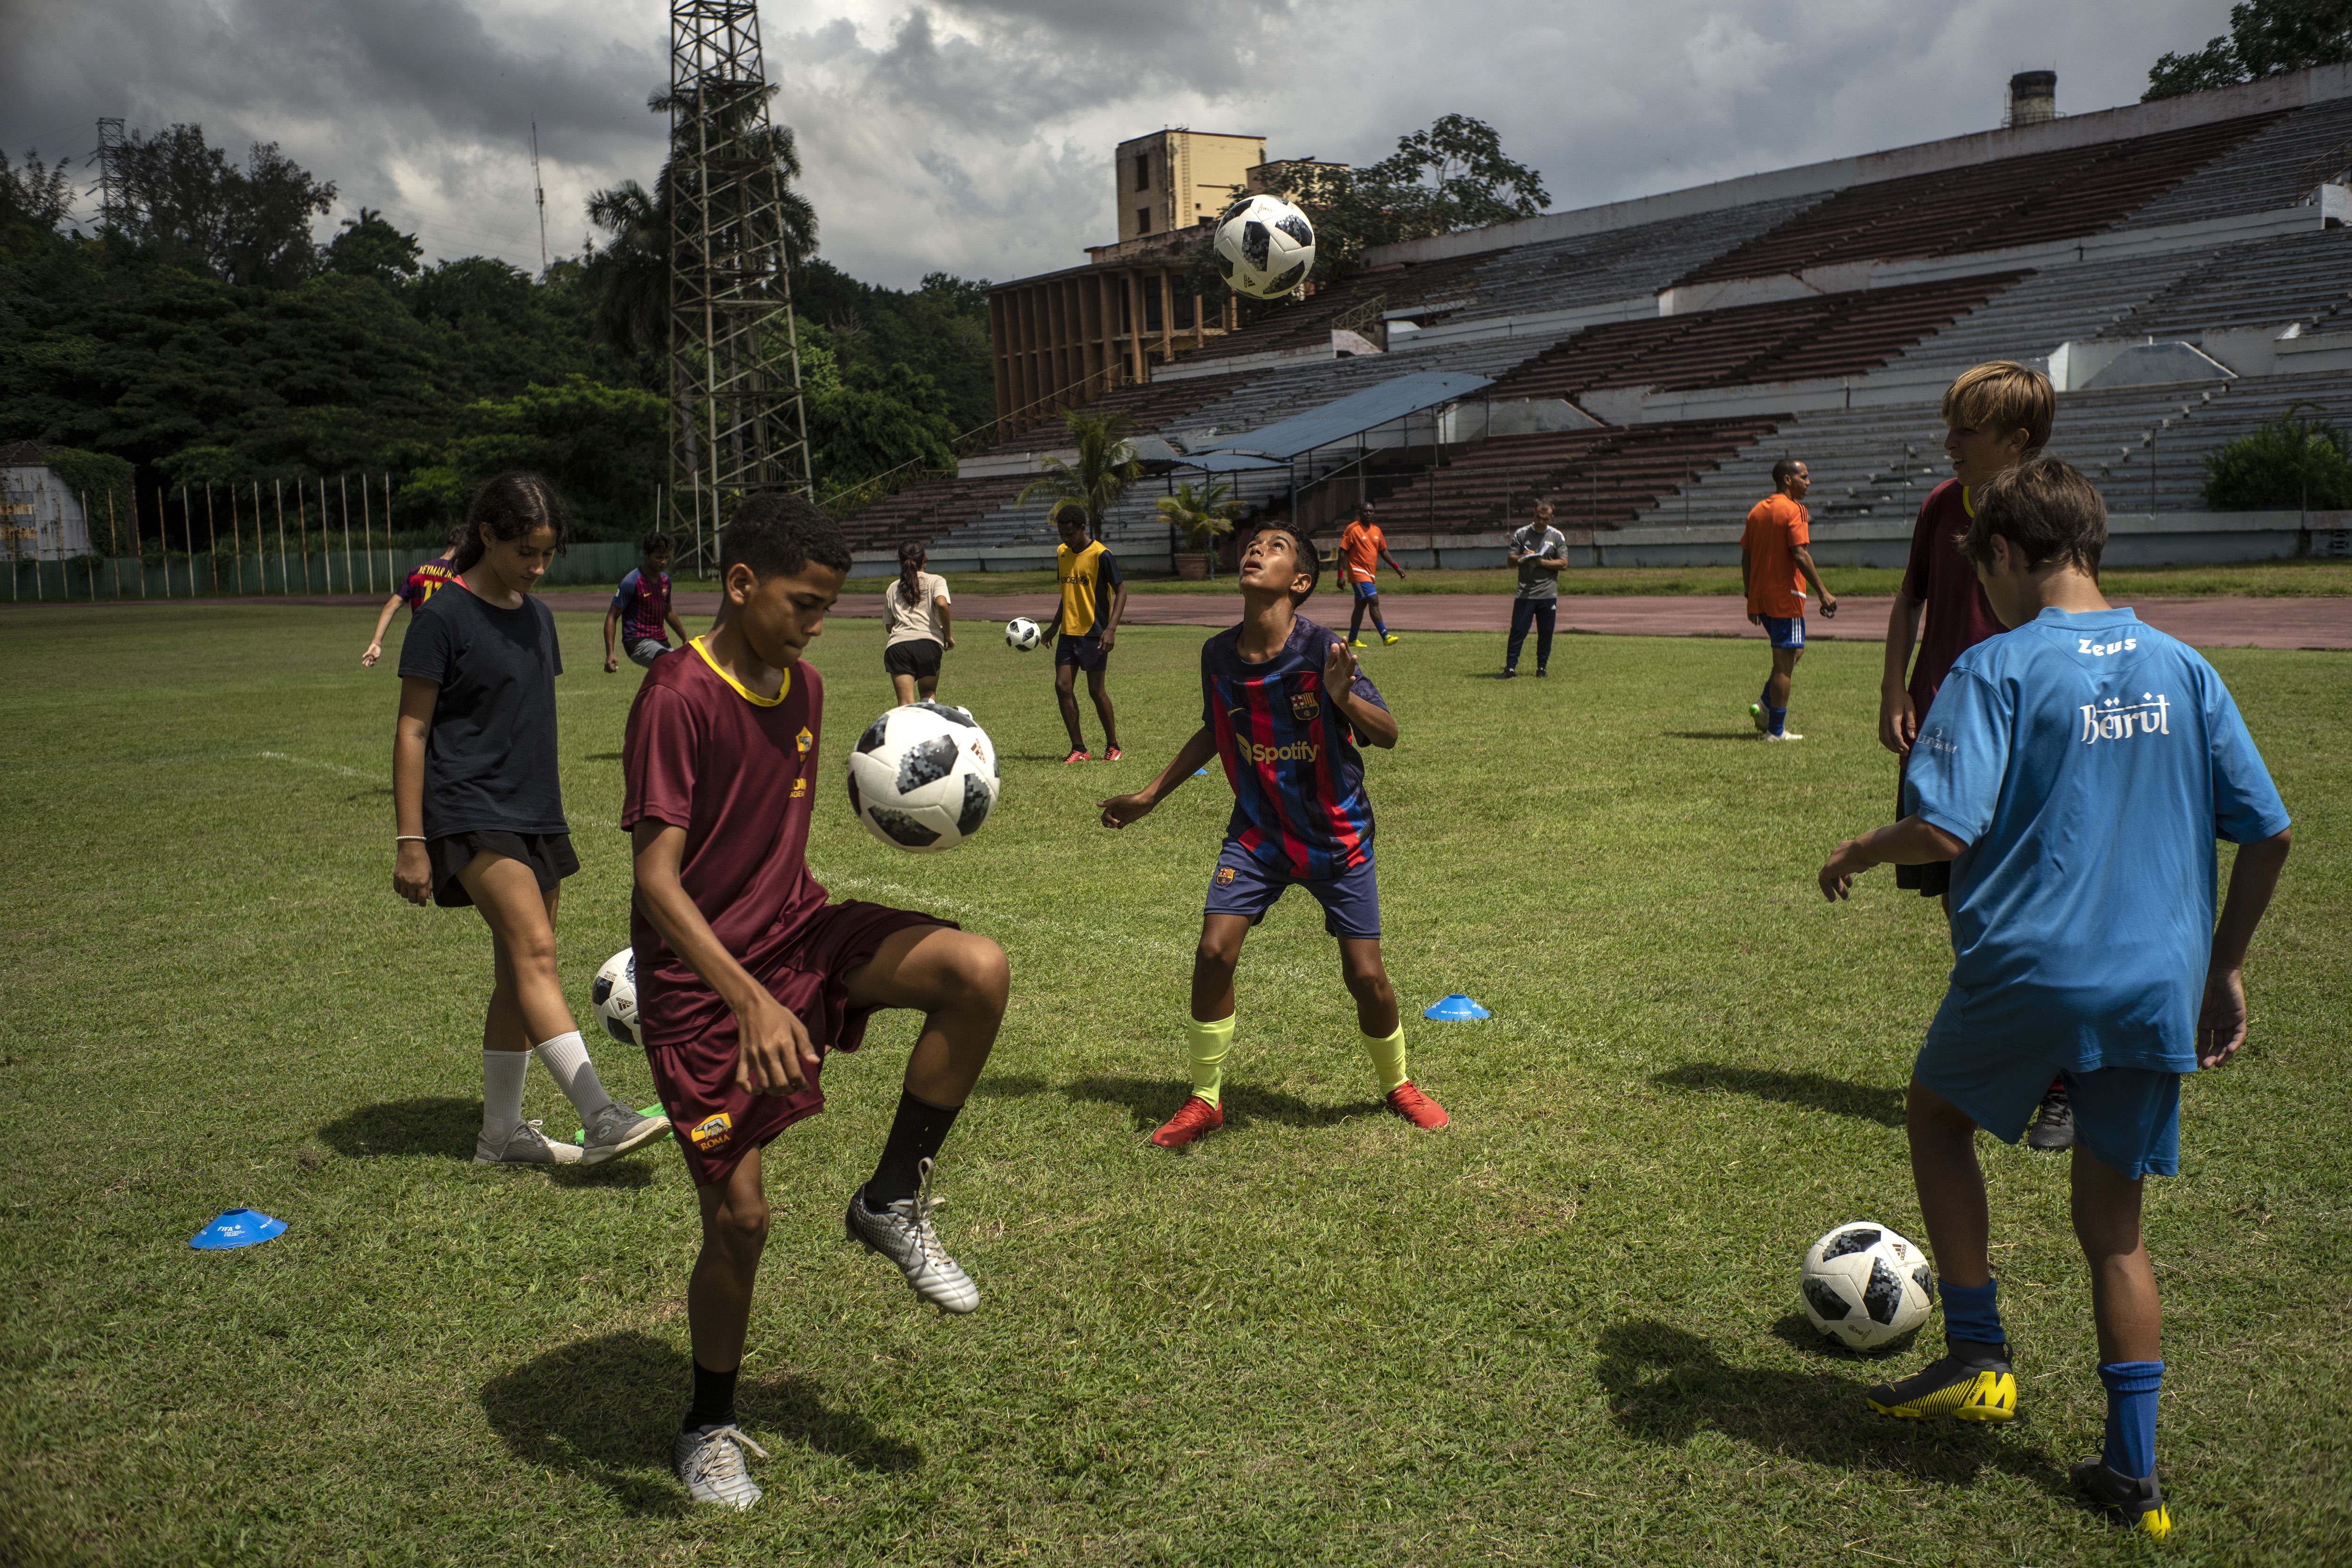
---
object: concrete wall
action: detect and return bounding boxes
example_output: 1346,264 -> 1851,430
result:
1569,510 -> 2338,569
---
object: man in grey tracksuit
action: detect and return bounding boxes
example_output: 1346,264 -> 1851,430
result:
1503,501 -> 1570,678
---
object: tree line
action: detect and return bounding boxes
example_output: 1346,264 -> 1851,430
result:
0,107 -> 992,552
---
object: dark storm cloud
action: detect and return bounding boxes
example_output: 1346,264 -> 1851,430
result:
0,0 -> 2243,286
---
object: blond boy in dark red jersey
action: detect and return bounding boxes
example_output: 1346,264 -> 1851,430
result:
623,493 -> 1009,1511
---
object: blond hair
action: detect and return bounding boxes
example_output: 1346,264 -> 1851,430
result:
1941,361 -> 2054,455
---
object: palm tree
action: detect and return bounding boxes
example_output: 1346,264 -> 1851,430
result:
1154,478 -> 1241,576
584,88 -> 819,360
1017,409 -> 1142,537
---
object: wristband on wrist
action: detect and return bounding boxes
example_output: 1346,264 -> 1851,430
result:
395,835 -> 426,844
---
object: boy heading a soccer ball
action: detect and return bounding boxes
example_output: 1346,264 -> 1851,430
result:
1817,458 -> 2291,1541
1097,524 -> 1447,1146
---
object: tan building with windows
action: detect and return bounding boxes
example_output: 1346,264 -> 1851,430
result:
990,130 -> 1343,438
1116,129 -> 1265,241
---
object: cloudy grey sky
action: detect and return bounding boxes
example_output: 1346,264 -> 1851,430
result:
3,0 -> 2240,289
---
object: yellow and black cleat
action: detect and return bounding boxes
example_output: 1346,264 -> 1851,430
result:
1866,1353 -> 2018,1423
2072,1457 -> 2171,1542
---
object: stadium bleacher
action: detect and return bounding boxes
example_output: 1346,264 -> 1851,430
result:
867,65 -> 2352,566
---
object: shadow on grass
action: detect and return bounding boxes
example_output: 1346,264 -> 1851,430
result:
583,751 -> 624,761
480,1330 -> 920,1513
1596,1319 -> 2064,1496
1061,1074 -> 1359,1133
1768,1310 -> 1923,1361
1661,731 -> 1758,742
317,1096 -> 477,1160
1651,1063 -> 1905,1128
971,1072 -> 1051,1100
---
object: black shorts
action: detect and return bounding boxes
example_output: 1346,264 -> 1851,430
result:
425,830 -> 579,908
1892,766 -> 1951,896
883,639 -> 943,680
1056,633 -> 1108,672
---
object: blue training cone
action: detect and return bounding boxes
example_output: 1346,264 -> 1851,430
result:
1423,993 -> 1491,1021
190,1209 -> 287,1250
1195,766 -> 1211,776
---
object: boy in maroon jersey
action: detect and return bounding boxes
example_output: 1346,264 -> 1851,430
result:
1879,360 -> 2071,1147
622,493 -> 1009,1511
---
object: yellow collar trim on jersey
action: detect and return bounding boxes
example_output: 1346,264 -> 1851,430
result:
691,635 -> 788,707
1962,484 -> 1975,517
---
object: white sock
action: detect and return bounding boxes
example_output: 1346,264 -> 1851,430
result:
533,1030 -> 614,1117
482,1050 -> 530,1142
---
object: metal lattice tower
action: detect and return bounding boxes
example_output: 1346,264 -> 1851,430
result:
93,118 -> 129,231
667,0 -> 811,568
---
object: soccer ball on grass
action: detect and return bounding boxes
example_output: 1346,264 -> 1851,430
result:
1800,1220 -> 1936,1351
1213,195 -> 1316,300
590,948 -> 640,1048
847,701 -> 1001,852
1005,617 -> 1042,651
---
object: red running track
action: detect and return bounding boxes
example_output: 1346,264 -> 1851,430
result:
24,590 -> 2352,650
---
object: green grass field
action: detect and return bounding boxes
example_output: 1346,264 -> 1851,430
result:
664,558 -> 2352,601
4,602 -> 2345,1567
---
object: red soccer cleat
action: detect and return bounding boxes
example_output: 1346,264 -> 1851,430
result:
1150,1096 -> 1224,1148
1384,1082 -> 1450,1130
1104,746 -> 1124,761
1062,748 -> 1092,764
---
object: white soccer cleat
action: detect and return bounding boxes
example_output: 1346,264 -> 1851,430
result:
580,1101 -> 672,1164
1764,729 -> 1805,743
474,1119 -> 583,1166
844,1157 -> 980,1314
673,1424 -> 770,1510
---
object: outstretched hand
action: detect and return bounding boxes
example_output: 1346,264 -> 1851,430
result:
1099,791 -> 1155,829
1818,837 -> 1873,901
1323,638 -> 1360,701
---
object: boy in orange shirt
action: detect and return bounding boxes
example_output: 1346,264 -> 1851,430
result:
1338,501 -> 1406,647
1740,458 -> 1837,741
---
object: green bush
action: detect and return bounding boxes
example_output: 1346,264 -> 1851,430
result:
2201,404 -> 2352,509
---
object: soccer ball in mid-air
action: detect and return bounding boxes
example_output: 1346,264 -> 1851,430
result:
1005,617 -> 1042,651
847,700 -> 1000,852
1213,195 -> 1316,300
1801,1221 -> 1936,1351
591,948 -> 640,1048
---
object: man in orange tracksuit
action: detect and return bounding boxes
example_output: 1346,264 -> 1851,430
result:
1740,459 -> 1837,741
1339,501 -> 1406,648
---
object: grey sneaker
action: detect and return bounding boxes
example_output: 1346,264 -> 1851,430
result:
475,1119 -> 583,1166
674,1423 -> 769,1510
844,1157 -> 980,1314
2071,1457 -> 2171,1541
581,1101 -> 672,1165
2027,1083 -> 2075,1151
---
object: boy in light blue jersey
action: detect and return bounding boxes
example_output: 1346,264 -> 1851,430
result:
1818,459 -> 2290,1543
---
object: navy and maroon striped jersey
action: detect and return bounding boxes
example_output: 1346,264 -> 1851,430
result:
1201,616 -> 1387,879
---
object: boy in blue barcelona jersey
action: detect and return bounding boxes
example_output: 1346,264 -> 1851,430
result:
1818,458 -> 2290,1542
1098,523 -> 1448,1147
606,531 -> 691,672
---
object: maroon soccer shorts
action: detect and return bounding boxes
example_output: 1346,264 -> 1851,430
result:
643,901 -> 953,1186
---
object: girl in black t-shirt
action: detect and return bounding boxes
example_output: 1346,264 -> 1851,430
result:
392,471 -> 669,1169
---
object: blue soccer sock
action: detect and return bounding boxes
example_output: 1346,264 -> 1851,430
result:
2098,1360 -> 2163,1479
1940,1278 -> 2005,1346
1768,707 -> 1788,736
1371,606 -> 1389,635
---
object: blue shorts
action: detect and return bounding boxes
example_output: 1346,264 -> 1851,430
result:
1915,1027 -> 2181,1180
1351,579 -> 1380,602
1761,614 -> 1804,649
1055,633 -> 1108,672
1204,841 -> 1381,939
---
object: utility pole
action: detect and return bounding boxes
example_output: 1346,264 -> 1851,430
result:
667,0 -> 814,572
530,121 -> 550,276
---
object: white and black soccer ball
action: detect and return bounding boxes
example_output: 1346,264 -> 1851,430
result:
590,947 -> 640,1048
1213,195 -> 1316,300
846,700 -> 1000,852
1005,617 -> 1042,652
1801,1221 -> 1936,1351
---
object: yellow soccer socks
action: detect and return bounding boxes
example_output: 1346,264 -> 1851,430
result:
1360,1024 -> 1409,1093
1185,1013 -> 1236,1107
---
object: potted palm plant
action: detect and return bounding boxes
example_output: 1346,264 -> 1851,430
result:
1156,479 -> 1241,580
1017,408 -> 1142,541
